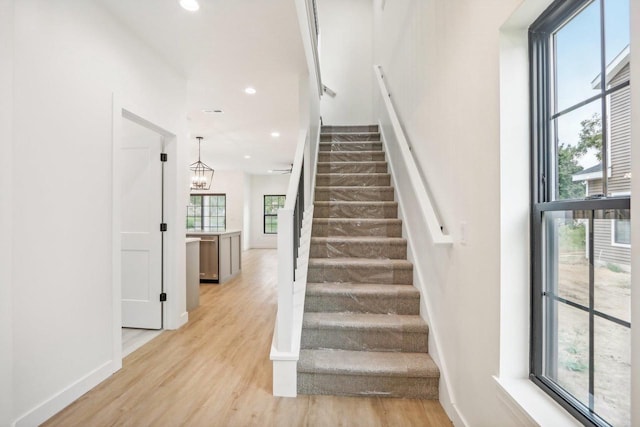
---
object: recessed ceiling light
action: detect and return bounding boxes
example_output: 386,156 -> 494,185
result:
179,0 -> 200,11
244,155 -> 251,159
268,170 -> 273,173
271,131 -> 280,138
244,87 -> 257,95
202,109 -> 224,114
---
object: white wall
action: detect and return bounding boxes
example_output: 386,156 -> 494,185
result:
9,1 -> 187,424
249,174 -> 291,248
374,0 -> 640,425
373,0 -> 522,425
318,0 -> 374,125
0,0 -> 14,425
192,170 -> 246,234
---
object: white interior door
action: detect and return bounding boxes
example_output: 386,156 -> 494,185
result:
121,117 -> 163,329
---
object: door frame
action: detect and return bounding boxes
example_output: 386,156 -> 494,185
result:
111,93 -> 186,366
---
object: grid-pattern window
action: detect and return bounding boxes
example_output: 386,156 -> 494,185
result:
530,1 -> 631,426
186,194 -> 226,231
264,195 -> 285,234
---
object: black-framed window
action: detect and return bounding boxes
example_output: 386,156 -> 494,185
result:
264,195 -> 285,234
187,194 -> 226,231
530,1 -> 631,426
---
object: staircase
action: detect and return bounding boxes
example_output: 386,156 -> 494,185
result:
297,125 -> 440,398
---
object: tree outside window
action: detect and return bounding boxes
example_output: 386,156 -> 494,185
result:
264,195 -> 285,234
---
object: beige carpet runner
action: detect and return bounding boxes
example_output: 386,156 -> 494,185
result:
297,125 -> 440,398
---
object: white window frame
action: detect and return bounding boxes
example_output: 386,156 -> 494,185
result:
611,191 -> 632,248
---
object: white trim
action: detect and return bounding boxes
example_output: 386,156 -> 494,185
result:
270,205 -> 314,397
13,361 -> 116,427
494,377 -> 582,427
571,170 -> 602,182
591,45 -> 630,89
610,192 -> 632,248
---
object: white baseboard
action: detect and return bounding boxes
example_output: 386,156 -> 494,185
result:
13,360 -> 117,427
176,311 -> 189,329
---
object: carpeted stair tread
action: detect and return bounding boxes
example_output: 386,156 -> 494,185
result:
306,282 -> 418,295
313,201 -> 398,219
298,349 -> 439,378
303,312 -> 427,333
318,151 -> 386,162
317,161 -> 388,174
321,133 -> 381,142
308,257 -> 412,269
319,142 -> 383,152
310,236 -> 406,244
311,218 -> 403,237
305,283 -> 420,314
321,125 -> 379,133
310,236 -> 407,259
314,186 -> 394,202
315,173 -> 391,187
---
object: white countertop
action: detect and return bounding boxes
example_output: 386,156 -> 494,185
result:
186,229 -> 241,236
185,237 -> 201,244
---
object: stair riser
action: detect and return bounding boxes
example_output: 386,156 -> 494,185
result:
307,265 -> 412,284
318,163 -> 388,174
319,142 -> 383,152
316,174 -> 390,187
310,241 -> 406,259
313,204 -> 398,219
311,221 -> 402,237
297,374 -> 439,399
318,152 -> 385,162
321,133 -> 380,142
315,188 -> 394,202
301,328 -> 427,352
305,294 -> 420,315
322,125 -> 379,133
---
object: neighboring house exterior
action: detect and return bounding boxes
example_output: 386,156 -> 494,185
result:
572,46 -> 631,267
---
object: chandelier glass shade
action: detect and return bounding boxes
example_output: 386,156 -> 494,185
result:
190,136 -> 214,190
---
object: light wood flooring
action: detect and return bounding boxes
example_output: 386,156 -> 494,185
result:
44,249 -> 452,427
122,328 -> 163,358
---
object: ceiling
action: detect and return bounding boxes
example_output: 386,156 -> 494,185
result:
98,0 -> 307,174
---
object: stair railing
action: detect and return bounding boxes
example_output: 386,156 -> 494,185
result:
271,121 -> 320,397
275,130 -> 307,352
374,65 -> 453,245
295,0 -> 323,97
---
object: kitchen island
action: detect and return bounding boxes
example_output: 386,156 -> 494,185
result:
186,230 -> 242,284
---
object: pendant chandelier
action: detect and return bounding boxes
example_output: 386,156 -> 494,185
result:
190,136 -> 214,190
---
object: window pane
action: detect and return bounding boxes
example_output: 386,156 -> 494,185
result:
545,301 -> 590,404
594,215 -> 630,323
554,0 -> 602,112
594,318 -> 630,426
606,86 -> 631,196
553,100 -> 602,200
554,216 -> 589,307
604,0 -> 630,66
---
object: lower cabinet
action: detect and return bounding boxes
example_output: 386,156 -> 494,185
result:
186,231 -> 241,284
219,232 -> 241,283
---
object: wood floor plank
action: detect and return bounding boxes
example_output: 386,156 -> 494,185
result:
43,249 -> 452,427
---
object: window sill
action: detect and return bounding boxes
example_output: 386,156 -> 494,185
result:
494,376 -> 582,427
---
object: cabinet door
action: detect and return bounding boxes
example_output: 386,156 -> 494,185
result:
219,235 -> 231,281
231,234 -> 240,274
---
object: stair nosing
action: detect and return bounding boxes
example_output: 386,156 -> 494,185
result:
297,349 -> 439,378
